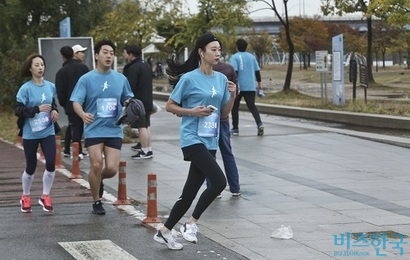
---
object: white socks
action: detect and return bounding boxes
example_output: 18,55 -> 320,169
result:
22,171 -> 34,195
42,170 -> 55,195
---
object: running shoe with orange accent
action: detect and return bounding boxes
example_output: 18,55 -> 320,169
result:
20,195 -> 32,213
38,195 -> 54,212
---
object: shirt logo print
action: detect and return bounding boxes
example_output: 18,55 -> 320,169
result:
41,93 -> 46,103
210,86 -> 218,98
102,81 -> 110,91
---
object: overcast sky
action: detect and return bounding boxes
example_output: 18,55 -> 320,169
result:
183,0 -> 324,18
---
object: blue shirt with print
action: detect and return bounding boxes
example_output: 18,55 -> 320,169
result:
229,51 -> 260,91
70,70 -> 134,139
170,69 -> 230,150
16,80 -> 56,139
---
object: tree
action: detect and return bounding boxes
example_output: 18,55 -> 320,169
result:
320,0 -> 377,84
247,31 -> 274,68
325,22 -> 367,54
166,0 -> 251,58
368,0 -> 410,27
0,0 -> 113,107
279,17 -> 329,70
372,21 -> 400,70
251,0 -> 296,91
90,0 -> 159,49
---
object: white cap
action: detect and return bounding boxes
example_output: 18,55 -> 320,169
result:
72,44 -> 87,53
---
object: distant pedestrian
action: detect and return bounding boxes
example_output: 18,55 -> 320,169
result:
229,38 -> 264,136
153,32 -> 236,250
212,61 -> 241,196
123,45 -> 154,159
70,39 -> 134,215
55,46 -> 89,159
15,53 -> 59,213
72,44 -> 87,64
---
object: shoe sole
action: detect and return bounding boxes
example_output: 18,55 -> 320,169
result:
20,200 -> 32,213
92,210 -> 106,215
132,156 -> 153,160
154,234 -> 183,250
131,147 -> 141,151
180,226 -> 198,244
38,199 -> 54,213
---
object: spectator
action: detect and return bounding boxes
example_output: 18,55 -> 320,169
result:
123,45 -> 154,159
55,46 -> 89,159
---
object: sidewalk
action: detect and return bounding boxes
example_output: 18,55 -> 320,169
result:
2,100 -> 410,259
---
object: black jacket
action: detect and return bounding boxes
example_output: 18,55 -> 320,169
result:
123,58 -> 153,112
55,59 -> 89,114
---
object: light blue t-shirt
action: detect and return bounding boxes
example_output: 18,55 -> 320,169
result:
229,51 -> 260,91
170,69 -> 231,150
16,80 -> 56,139
70,70 -> 134,139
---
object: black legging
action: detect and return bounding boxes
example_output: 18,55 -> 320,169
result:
23,135 -> 56,175
231,90 -> 262,129
164,143 -> 227,230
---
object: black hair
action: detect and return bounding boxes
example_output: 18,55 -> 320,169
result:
94,39 -> 116,54
20,53 -> 46,77
166,32 -> 220,86
127,45 -> 142,58
60,46 -> 73,60
236,38 -> 248,52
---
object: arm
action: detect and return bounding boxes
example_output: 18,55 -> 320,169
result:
73,101 -> 94,125
255,70 -> 262,89
220,81 -> 236,120
55,70 -> 67,108
165,99 -> 211,118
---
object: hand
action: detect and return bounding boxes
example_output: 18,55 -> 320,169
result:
191,105 -> 213,117
227,81 -> 237,98
50,110 -> 58,122
82,112 -> 94,125
39,104 -> 51,112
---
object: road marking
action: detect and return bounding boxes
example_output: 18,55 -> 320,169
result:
59,240 -> 137,260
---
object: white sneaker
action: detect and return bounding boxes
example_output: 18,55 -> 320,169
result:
153,230 -> 183,250
180,223 -> 198,243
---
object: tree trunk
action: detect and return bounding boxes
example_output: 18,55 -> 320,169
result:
382,49 -> 386,68
283,22 -> 294,91
366,18 -> 375,83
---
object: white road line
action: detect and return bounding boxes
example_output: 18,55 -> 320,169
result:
59,240 -> 138,260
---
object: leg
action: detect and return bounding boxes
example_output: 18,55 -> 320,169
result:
243,91 -> 263,127
87,143 -> 105,201
101,145 -> 121,180
69,114 -> 84,155
231,93 -> 242,131
40,135 -> 56,195
64,123 -> 71,155
218,119 -> 240,193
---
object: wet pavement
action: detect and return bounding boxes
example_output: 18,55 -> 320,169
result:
2,100 -> 410,259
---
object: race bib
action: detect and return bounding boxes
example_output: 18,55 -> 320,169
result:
198,112 -> 219,137
29,112 -> 52,132
97,98 -> 118,118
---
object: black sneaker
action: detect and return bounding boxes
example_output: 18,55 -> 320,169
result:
92,200 -> 106,215
257,125 -> 264,136
131,150 -> 153,159
231,128 -> 239,136
131,143 -> 141,151
99,181 -> 104,199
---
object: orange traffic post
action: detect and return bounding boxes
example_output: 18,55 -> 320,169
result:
55,135 -> 64,169
142,173 -> 161,224
113,161 -> 130,205
69,142 -> 82,179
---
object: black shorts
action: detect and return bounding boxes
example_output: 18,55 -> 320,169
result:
84,137 -> 122,150
131,113 -> 151,128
